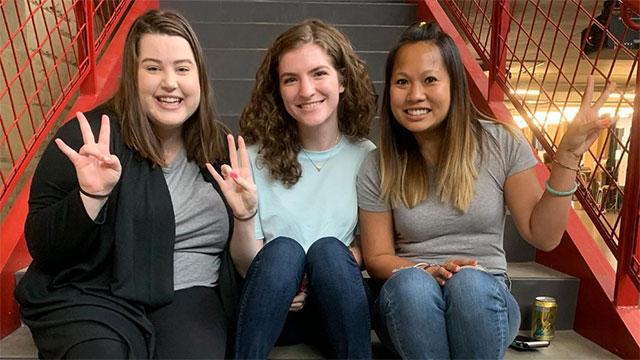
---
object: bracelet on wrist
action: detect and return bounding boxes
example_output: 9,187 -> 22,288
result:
544,180 -> 578,197
234,207 -> 258,221
392,262 -> 440,273
552,157 -> 580,172
79,187 -> 111,199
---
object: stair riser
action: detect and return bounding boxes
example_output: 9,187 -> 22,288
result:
206,49 -> 388,82
504,215 -> 537,262
162,0 -> 416,25
511,278 -> 579,331
192,23 -> 407,51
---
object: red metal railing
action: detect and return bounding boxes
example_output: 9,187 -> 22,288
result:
0,0 -> 131,210
438,0 -> 638,305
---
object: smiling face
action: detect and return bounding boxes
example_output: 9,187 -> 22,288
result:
137,33 -> 200,138
277,42 -> 345,133
390,41 -> 451,137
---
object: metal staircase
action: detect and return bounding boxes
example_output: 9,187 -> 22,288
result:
0,1 -> 629,358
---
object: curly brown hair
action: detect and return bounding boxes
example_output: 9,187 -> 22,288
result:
240,19 -> 377,186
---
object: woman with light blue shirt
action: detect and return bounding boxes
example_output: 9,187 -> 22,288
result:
220,19 -> 377,359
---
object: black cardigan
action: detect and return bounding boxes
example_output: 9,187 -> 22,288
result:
15,108 -> 240,357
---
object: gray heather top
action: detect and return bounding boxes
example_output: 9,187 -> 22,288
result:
163,147 -> 229,290
357,121 -> 537,274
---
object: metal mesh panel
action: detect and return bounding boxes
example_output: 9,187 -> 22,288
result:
0,0 -> 130,206
444,0 -> 638,290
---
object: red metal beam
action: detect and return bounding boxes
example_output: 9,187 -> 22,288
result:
614,61 -> 640,306
488,0 -> 510,102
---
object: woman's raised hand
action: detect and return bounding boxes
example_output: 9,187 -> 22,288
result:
207,135 -> 258,220
557,75 -> 616,160
55,112 -> 121,197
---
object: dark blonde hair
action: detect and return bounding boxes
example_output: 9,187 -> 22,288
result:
108,9 -> 227,167
380,22 -> 487,212
240,19 -> 377,185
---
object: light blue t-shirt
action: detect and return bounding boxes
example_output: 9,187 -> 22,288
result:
248,136 -> 376,251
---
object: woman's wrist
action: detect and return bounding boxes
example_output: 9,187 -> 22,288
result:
79,187 -> 111,199
553,150 -> 581,172
234,207 -> 258,221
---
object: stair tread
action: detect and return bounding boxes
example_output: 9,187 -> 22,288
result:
507,262 -> 578,280
0,326 -> 618,359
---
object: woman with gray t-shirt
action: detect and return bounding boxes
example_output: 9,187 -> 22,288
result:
357,22 -> 615,359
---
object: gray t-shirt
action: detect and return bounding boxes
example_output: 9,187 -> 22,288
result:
357,121 -> 537,274
163,148 -> 229,290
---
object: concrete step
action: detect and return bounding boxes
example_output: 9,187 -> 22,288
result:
0,325 -> 618,359
161,0 -> 416,25
507,262 -> 580,331
206,48 -> 388,81
192,22 -> 407,50
504,214 -> 536,262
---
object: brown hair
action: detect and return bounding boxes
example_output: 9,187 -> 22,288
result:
108,9 -> 227,167
379,21 -> 488,212
240,19 -> 377,185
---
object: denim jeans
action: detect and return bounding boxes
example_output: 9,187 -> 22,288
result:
374,267 -> 520,359
234,236 -> 371,359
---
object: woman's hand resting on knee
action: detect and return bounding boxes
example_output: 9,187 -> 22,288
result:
426,258 -> 478,286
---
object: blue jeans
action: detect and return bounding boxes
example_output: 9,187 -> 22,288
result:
234,236 -> 371,359
375,267 -> 520,359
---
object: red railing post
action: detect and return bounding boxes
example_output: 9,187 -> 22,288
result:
488,0 -> 510,102
80,0 -> 96,95
614,64 -> 640,307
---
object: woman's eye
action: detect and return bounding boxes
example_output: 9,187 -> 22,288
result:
282,77 -> 296,85
395,78 -> 408,85
314,70 -> 328,77
145,66 -> 160,72
425,76 -> 437,84
177,67 -> 191,73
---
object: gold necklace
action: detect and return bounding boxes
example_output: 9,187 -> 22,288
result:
301,134 -> 341,172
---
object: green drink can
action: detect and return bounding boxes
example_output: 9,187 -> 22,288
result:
531,296 -> 557,341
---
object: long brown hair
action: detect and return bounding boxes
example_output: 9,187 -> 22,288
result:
380,22 -> 486,212
240,19 -> 377,186
108,9 -> 227,167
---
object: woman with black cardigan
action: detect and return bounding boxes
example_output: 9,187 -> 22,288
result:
15,10 -> 255,359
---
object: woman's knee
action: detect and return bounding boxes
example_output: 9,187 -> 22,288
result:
63,338 -> 129,359
380,268 -> 441,311
256,237 -> 305,268
444,269 -> 497,302
245,237 -> 306,290
307,237 -> 345,260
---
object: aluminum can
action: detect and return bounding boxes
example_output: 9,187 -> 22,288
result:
531,296 -> 557,341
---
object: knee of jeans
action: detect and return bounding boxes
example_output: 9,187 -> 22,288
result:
444,269 -> 496,303
381,268 -> 439,308
258,237 -> 305,268
307,236 -> 345,262
263,236 -> 304,256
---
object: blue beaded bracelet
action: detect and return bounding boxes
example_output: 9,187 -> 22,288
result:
544,181 -> 578,197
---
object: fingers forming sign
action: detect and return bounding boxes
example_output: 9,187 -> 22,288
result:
558,75 -> 617,158
206,135 -> 258,220
55,112 -> 121,197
